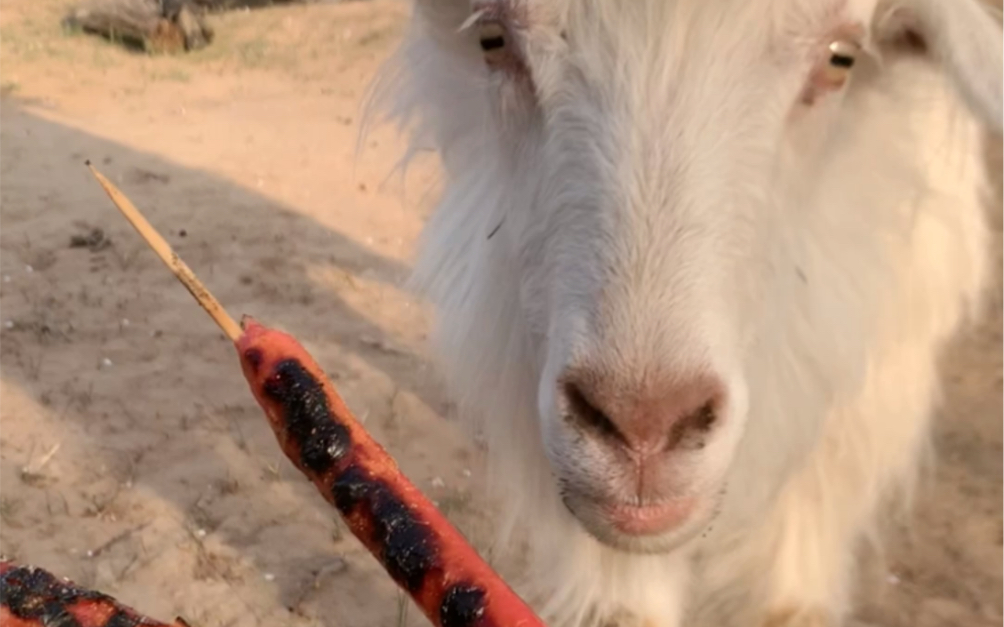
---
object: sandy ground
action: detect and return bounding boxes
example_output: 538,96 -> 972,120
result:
0,2 -> 1000,626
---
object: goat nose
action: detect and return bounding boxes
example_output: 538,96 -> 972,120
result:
560,371 -> 725,453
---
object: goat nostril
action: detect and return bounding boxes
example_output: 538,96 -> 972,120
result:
666,400 -> 718,451
562,381 -> 626,445
692,400 -> 717,431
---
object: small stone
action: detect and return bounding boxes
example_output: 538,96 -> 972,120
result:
24,265 -> 33,273
431,477 -> 445,489
887,574 -> 900,585
100,358 -> 113,368
121,318 -> 130,327
3,275 -> 10,283
196,528 -> 207,538
4,321 -> 13,329
263,572 -> 276,582
461,469 -> 472,478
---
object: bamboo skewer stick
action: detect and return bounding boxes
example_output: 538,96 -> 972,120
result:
86,161 -> 242,341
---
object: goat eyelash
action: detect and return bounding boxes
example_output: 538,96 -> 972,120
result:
456,9 -> 487,33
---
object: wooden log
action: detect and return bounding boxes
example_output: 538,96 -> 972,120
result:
64,0 -> 163,50
63,0 -> 214,54
189,0 -> 313,10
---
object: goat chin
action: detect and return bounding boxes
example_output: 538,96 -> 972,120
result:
361,1 -> 997,625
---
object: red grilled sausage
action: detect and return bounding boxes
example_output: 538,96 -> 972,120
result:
236,316 -> 546,627
0,559 -> 189,627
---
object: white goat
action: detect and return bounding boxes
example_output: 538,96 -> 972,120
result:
368,1 -> 1002,625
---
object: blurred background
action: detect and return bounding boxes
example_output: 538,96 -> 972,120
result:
0,1 -> 1000,626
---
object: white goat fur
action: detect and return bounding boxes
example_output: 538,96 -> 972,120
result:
367,0 -> 1002,625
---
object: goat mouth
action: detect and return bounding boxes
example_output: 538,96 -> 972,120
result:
561,490 -> 709,554
601,500 -> 695,536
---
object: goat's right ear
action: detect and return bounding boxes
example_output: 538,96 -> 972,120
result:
876,0 -> 1003,132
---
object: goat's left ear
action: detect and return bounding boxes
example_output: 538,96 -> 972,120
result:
875,0 -> 1003,132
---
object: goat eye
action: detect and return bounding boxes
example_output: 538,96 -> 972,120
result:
828,40 -> 858,69
478,21 -> 508,55
469,14 -> 530,83
800,38 -> 862,106
475,19 -> 524,75
815,39 -> 860,90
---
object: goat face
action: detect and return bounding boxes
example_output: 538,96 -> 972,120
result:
520,2 -> 806,554
383,0 -> 1002,555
